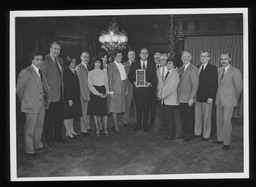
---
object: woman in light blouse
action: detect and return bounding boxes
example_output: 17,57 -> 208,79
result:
107,49 -> 127,133
87,56 -> 110,136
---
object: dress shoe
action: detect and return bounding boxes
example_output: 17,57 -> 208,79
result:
124,123 -> 129,127
133,127 -> 142,132
201,138 -> 209,142
80,132 -> 90,136
143,128 -> 149,132
163,136 -> 175,140
213,140 -> 223,144
46,142 -> 55,147
34,147 -> 48,151
183,137 -> 192,142
176,135 -> 184,139
222,145 -> 230,150
194,135 -> 201,139
66,135 -> 76,140
55,138 -> 67,143
25,152 -> 38,157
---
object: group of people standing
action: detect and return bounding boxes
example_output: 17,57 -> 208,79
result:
16,41 -> 243,158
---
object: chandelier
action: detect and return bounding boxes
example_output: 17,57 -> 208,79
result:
98,18 -> 128,54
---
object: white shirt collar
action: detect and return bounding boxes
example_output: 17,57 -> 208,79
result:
184,62 -> 190,70
32,63 -> 40,76
201,62 -> 208,69
81,61 -> 88,68
223,64 -> 230,72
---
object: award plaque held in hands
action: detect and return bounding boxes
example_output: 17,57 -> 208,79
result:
136,69 -> 146,87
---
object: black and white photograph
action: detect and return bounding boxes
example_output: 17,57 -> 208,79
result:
9,8 -> 249,181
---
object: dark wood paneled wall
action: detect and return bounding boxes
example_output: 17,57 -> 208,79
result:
15,14 -> 243,74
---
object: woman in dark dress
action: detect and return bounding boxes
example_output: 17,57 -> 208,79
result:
87,56 -> 110,136
63,55 -> 82,139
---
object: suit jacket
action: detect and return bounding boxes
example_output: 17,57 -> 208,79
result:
16,65 -> 49,113
63,68 -> 80,101
128,60 -> 157,92
158,68 -> 179,105
41,54 -> 64,102
177,63 -> 199,103
123,60 -> 134,96
107,61 -> 125,94
215,65 -> 243,107
197,63 -> 218,102
75,62 -> 90,101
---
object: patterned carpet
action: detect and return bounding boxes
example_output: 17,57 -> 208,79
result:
14,108 -> 245,180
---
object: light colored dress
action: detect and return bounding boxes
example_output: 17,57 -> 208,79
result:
107,61 -> 127,113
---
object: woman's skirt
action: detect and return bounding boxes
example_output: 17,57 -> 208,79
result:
87,85 -> 108,116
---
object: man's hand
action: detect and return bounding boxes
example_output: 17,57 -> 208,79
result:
68,100 -> 73,107
207,98 -> 213,104
188,99 -> 194,107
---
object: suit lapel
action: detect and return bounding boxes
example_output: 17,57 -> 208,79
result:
29,65 -> 42,89
221,65 -> 232,84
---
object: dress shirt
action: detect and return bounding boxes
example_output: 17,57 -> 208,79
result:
160,66 -> 168,77
184,62 -> 191,72
140,60 -> 147,69
69,67 -> 76,75
114,61 -> 127,81
32,63 -> 41,78
199,62 -> 208,73
81,61 -> 88,69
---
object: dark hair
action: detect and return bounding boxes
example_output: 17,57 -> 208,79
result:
110,49 -> 122,58
29,51 -> 44,61
98,50 -> 108,58
64,55 -> 75,67
50,41 -> 61,48
221,51 -> 231,58
166,57 -> 177,68
90,56 -> 104,70
139,47 -> 149,54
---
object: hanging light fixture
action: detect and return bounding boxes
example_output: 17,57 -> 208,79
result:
99,17 -> 128,54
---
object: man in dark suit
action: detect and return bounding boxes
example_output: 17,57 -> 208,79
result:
41,41 -> 67,147
194,51 -> 218,141
128,47 -> 157,132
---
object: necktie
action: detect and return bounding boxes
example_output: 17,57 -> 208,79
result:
162,67 -> 165,81
164,71 -> 169,82
179,66 -> 185,79
142,61 -> 145,69
54,58 -> 61,75
39,69 -> 43,80
221,68 -> 225,80
39,69 -> 47,102
200,65 -> 205,74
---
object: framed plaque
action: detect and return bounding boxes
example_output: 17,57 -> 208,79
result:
136,69 -> 146,87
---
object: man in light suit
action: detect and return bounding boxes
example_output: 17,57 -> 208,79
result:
123,50 -> 136,126
157,58 -> 179,140
75,52 -> 91,135
128,47 -> 157,132
41,41 -> 67,147
194,51 -> 218,141
16,51 -> 49,157
215,52 -> 243,150
177,50 -> 199,142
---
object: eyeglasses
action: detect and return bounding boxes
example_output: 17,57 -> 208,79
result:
200,56 -> 209,58
141,52 -> 148,54
160,59 -> 167,61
